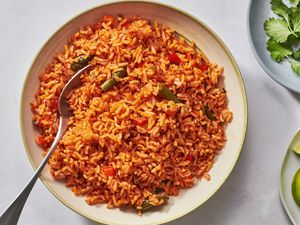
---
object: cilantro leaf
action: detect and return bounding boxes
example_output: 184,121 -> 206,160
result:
293,49 -> 300,60
264,18 -> 293,43
271,0 -> 291,22
291,8 -> 300,32
267,38 -> 293,61
287,34 -> 299,45
290,60 -> 300,75
291,5 -> 300,15
264,0 -> 300,76
289,0 -> 300,5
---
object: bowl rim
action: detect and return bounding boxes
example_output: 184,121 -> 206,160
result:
247,0 -> 300,93
20,1 -> 248,224
278,129 -> 299,225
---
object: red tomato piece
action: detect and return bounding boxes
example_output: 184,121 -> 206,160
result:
168,53 -> 181,65
50,99 -> 58,109
199,64 -> 209,71
185,154 -> 193,161
133,117 -> 148,126
102,15 -> 114,24
165,109 -> 177,117
36,136 -> 48,148
103,166 -> 116,176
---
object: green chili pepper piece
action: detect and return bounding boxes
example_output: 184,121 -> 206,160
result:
71,55 -> 94,72
158,84 -> 181,103
204,105 -> 216,121
100,67 -> 127,92
141,200 -> 154,211
141,193 -> 169,211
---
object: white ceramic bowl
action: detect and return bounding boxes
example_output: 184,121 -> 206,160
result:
20,1 -> 247,224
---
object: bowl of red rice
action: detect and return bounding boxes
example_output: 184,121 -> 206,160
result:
20,1 -> 247,224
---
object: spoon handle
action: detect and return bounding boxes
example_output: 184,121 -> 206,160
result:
0,172 -> 39,225
0,116 -> 68,225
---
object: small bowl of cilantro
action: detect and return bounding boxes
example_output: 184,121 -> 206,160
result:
249,0 -> 300,92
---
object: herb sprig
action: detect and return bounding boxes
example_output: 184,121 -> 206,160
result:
264,0 -> 300,75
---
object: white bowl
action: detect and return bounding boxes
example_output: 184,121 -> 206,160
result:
20,1 -> 248,224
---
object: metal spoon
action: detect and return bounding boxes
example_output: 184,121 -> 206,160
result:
0,64 -> 91,225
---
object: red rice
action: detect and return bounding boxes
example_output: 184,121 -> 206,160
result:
31,16 -> 232,212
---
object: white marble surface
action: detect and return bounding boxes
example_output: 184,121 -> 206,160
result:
0,0 -> 297,224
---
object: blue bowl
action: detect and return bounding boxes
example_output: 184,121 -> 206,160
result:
248,0 -> 300,93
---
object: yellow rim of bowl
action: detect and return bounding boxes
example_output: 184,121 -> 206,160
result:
20,1 -> 248,224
